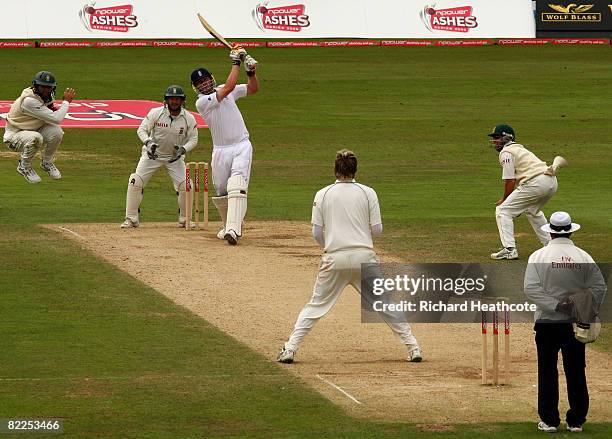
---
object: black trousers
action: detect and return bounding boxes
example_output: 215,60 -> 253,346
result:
535,322 -> 588,427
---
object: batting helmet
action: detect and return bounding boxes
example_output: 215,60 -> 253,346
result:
32,71 -> 57,87
488,124 -> 515,139
190,68 -> 213,84
190,67 -> 216,95
164,85 -> 186,99
488,124 -> 516,152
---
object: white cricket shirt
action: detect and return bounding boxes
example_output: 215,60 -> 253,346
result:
311,180 -> 382,253
195,84 -> 249,147
524,238 -> 606,322
499,143 -> 548,185
500,151 -> 516,180
136,106 -> 198,160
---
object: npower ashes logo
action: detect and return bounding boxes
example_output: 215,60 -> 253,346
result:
252,1 -> 310,32
420,4 -> 478,33
79,2 -> 138,32
542,4 -> 601,22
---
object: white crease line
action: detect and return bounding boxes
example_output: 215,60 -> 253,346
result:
58,226 -> 85,240
316,374 -> 362,405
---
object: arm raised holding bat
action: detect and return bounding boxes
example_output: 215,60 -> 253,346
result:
191,37 -> 261,245
245,55 -> 259,95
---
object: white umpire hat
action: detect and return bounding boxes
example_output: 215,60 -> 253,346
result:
541,211 -> 581,234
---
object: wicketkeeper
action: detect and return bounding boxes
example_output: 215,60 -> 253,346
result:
489,124 -> 567,260
3,71 -> 75,183
192,45 -> 259,245
121,85 -> 198,228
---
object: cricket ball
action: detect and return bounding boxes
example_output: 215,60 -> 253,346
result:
258,6 -> 268,14
426,7 -> 435,15
85,6 -> 95,14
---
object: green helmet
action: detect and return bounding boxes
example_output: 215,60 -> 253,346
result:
488,124 -> 515,139
488,124 -> 516,152
164,85 -> 186,100
32,71 -> 57,87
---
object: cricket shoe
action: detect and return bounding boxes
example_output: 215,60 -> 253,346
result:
224,230 -> 238,245
537,421 -> 558,433
177,220 -> 196,230
277,345 -> 295,364
566,425 -> 583,433
490,247 -> 519,260
216,227 -> 226,240
41,161 -> 62,180
17,161 -> 41,184
407,347 -> 423,363
120,218 -> 139,229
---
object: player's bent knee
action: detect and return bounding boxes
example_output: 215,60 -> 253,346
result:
47,126 -> 64,140
128,173 -> 145,191
30,132 -> 44,147
227,175 -> 248,198
495,205 -> 511,217
525,210 -> 542,218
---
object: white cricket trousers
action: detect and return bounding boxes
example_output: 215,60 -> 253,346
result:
495,174 -> 558,249
124,153 -> 187,223
211,138 -> 252,196
285,249 -> 419,352
3,124 -> 63,166
133,152 -> 186,187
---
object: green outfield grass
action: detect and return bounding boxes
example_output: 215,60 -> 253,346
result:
1,45 -> 611,437
1,226 -> 611,438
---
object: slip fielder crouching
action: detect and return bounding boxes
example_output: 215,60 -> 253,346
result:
489,124 -> 568,260
2,71 -> 75,183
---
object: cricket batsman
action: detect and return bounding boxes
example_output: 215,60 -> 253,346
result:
2,71 -> 75,183
192,46 -> 258,245
489,124 -> 567,260
121,85 -> 198,228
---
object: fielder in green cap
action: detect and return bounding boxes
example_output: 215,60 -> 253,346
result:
3,71 -> 76,183
488,124 -> 568,260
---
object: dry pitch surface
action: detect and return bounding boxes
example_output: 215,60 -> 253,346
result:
49,222 -> 612,424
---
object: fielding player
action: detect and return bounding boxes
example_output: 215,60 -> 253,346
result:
524,211 -> 606,433
192,46 -> 259,245
277,150 -> 422,364
121,85 -> 198,228
3,71 -> 75,183
489,124 -> 567,260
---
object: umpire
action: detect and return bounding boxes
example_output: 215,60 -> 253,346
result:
524,211 -> 606,433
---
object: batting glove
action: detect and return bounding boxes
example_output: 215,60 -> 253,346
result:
145,140 -> 159,160
245,55 -> 258,74
168,146 -> 186,163
229,47 -> 247,64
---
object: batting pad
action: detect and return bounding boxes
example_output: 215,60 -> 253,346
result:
125,173 -> 144,221
226,175 -> 247,236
